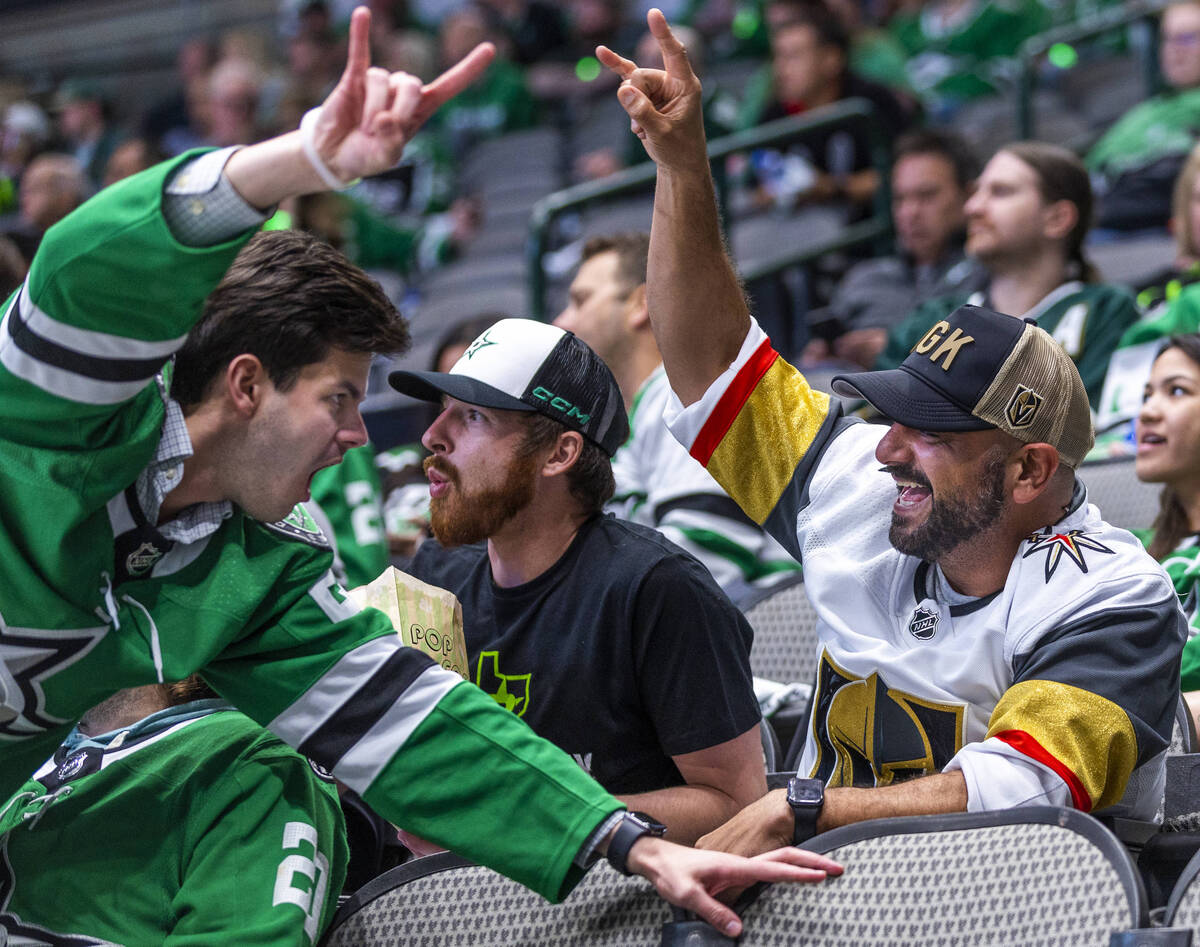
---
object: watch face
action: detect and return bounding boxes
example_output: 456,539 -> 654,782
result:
788,778 -> 824,806
629,811 -> 667,835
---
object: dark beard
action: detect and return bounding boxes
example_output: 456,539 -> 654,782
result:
425,451 -> 539,547
887,452 -> 1008,561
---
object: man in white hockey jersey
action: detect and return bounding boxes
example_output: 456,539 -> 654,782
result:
554,231 -> 800,602
597,10 -> 1187,854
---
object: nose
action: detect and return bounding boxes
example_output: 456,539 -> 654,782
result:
552,305 -> 574,332
1138,391 -> 1163,424
421,407 -> 451,454
339,408 -> 369,452
963,188 -> 984,218
875,423 -> 914,466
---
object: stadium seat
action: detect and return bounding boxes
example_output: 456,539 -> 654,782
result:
728,807 -> 1149,946
743,573 -> 820,688
1079,458 -> 1162,532
1161,845 -> 1200,936
320,851 -> 670,946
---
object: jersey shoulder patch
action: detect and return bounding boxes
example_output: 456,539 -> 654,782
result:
262,503 -> 332,549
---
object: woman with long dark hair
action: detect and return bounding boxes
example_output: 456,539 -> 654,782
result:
1136,334 -> 1200,699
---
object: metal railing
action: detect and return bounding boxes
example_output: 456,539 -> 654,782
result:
1016,0 -> 1167,141
526,98 -> 892,321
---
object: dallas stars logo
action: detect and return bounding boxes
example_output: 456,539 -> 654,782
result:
0,611 -> 109,739
1022,528 -> 1114,582
465,330 -> 497,360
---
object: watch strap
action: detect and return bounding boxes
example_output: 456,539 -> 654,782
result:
605,811 -> 666,876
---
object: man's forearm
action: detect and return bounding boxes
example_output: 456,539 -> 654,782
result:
619,782 -> 751,846
648,167 -> 751,406
818,771 -> 968,833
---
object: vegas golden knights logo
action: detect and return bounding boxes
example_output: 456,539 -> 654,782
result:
808,651 -> 964,787
1005,384 -> 1043,429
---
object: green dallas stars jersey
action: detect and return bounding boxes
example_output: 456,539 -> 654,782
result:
0,700 -> 346,946
0,154 -> 620,902
1134,530 -> 1200,692
308,442 -> 390,589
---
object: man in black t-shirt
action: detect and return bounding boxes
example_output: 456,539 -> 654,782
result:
390,318 -> 766,845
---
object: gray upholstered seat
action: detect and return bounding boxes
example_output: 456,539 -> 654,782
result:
321,853 -> 668,946
731,807 -> 1146,946
1079,458 -> 1162,532
743,574 -> 820,687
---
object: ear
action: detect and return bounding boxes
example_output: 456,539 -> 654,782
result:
225,354 -> 268,419
624,283 -> 650,332
1010,443 -> 1061,505
540,430 -> 584,480
1042,198 -> 1078,243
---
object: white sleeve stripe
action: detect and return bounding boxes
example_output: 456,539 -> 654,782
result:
267,636 -> 402,747
17,282 -> 188,360
0,337 -> 150,404
331,665 -> 463,791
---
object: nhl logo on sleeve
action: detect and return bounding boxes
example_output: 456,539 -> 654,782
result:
908,605 -> 939,640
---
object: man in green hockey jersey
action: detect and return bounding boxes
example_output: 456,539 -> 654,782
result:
0,6 -> 839,939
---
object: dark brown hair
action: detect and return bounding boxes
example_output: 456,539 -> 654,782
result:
519,412 -> 615,515
1147,333 -> 1200,559
171,229 -> 410,407
1000,141 -> 1097,282
581,232 -> 650,296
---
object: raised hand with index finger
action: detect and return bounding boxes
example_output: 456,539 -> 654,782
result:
596,8 -> 708,173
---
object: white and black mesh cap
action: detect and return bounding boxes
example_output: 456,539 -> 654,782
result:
389,318 -> 630,456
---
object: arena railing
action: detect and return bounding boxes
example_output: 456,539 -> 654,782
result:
526,97 -> 891,322
1015,0 -> 1167,142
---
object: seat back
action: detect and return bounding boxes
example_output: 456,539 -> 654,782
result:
1079,458 -> 1162,532
733,807 -> 1147,946
1164,844 -> 1200,932
321,851 -> 669,946
743,574 -> 820,686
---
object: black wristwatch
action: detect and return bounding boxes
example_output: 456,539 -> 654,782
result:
786,776 -> 825,845
606,811 -> 667,875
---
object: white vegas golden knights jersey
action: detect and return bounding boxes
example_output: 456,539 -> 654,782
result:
666,320 -> 1186,820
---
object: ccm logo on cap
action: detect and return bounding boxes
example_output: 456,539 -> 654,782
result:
532,386 -> 591,424
912,321 -> 975,371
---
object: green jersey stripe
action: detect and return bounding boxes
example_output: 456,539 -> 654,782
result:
19,283 -> 187,360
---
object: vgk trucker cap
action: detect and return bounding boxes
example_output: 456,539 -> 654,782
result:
830,304 -> 1094,468
389,318 -> 630,456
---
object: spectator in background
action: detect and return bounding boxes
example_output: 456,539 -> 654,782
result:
802,128 -> 985,369
1091,143 -> 1200,454
1088,1 -> 1200,234
142,37 -> 219,154
53,79 -> 123,192
392,319 -> 768,843
888,0 -> 1049,118
877,141 -> 1138,409
0,676 -> 347,943
555,233 -> 801,600
428,5 -> 537,154
207,57 -> 266,147
0,152 -> 86,265
476,0 -> 570,65
0,102 -> 51,211
736,4 -> 918,215
1135,335 -> 1200,726
101,137 -> 165,188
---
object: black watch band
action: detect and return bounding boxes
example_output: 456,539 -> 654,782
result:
786,776 -> 824,845
605,811 -> 667,876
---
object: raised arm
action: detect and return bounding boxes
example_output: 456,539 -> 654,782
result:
226,6 -> 494,209
597,10 -> 749,405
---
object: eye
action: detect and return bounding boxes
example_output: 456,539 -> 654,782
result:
1170,384 -> 1192,397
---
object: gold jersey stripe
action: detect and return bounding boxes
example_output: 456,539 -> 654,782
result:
705,357 -> 831,525
987,679 -> 1137,812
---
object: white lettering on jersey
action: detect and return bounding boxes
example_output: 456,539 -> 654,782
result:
272,821 -> 330,944
1051,303 -> 1088,358
346,481 -> 383,547
309,569 -> 360,624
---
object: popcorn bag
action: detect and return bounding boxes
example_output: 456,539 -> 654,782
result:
346,567 -> 469,680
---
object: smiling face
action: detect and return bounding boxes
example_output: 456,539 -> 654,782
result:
874,424 -> 1013,561
421,396 -> 541,546
235,347 -> 372,523
1136,345 -> 1200,494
